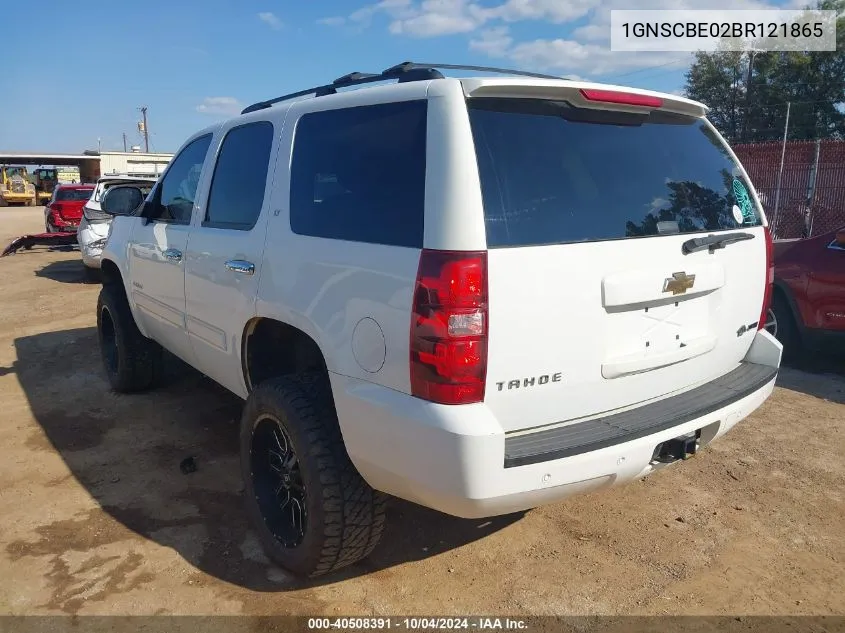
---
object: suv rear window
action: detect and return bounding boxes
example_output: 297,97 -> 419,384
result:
468,98 -> 762,248
56,188 -> 93,202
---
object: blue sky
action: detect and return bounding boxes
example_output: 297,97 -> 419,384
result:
0,0 -> 806,154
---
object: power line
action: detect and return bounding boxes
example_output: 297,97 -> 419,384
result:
730,99 -> 845,108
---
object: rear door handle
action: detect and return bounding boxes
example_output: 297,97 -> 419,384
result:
225,260 -> 255,275
162,248 -> 182,262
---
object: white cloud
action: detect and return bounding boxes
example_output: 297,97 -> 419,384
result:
650,196 -> 669,210
481,0 -> 599,24
469,27 -> 513,57
571,23 -> 606,41
323,0 -> 603,36
196,97 -> 244,117
317,16 -> 346,26
350,0 -> 414,25
508,38 -> 692,76
258,11 -> 282,30
318,0 -> 793,77
388,0 -> 486,37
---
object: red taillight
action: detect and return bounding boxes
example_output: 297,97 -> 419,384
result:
759,226 -> 774,330
579,88 -> 663,108
410,249 -> 488,405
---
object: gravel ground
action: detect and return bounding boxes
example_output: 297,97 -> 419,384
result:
0,207 -> 843,620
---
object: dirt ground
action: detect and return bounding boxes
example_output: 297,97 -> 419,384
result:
0,207 -> 843,619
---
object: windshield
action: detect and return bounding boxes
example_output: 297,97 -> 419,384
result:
467,98 -> 762,248
56,188 -> 94,202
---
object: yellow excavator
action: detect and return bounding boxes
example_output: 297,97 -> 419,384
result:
0,166 -> 37,206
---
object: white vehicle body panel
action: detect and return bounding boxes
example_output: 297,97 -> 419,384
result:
484,231 -> 767,433
184,110 -> 286,398
98,73 -> 781,518
332,329 -> 780,518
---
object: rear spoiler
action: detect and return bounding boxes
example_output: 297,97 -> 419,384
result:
460,78 -> 708,119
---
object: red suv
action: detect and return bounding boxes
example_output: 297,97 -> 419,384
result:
766,226 -> 845,358
44,184 -> 94,233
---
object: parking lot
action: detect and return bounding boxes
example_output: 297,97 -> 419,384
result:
0,206 -> 843,617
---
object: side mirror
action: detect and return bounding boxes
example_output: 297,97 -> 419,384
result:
101,185 -> 145,216
836,230 -> 845,248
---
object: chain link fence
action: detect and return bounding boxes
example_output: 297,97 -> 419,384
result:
732,139 -> 845,240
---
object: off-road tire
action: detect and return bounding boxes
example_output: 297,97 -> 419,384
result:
96,281 -> 162,392
770,292 -> 801,362
84,266 -> 102,283
241,373 -> 387,577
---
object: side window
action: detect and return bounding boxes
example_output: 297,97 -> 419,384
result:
152,134 -> 213,224
204,121 -> 274,230
290,100 -> 427,248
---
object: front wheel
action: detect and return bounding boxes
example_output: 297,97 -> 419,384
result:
96,282 -> 162,392
240,374 -> 387,577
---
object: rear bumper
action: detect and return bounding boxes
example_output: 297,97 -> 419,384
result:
48,212 -> 80,230
331,330 -> 782,519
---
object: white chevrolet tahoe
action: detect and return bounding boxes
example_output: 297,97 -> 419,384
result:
95,62 -> 782,578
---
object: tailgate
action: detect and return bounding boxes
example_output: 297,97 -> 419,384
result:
466,93 -> 768,434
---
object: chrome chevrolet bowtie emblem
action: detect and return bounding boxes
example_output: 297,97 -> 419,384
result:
663,271 -> 696,295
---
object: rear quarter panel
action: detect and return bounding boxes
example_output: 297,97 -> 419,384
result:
254,82 -> 443,393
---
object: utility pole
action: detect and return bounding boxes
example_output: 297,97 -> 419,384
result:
123,133 -> 127,152
772,101 -> 791,237
742,50 -> 755,142
139,106 -> 150,153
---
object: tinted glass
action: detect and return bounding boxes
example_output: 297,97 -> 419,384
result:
56,188 -> 93,201
290,100 -> 427,248
157,134 -> 212,223
468,98 -> 762,248
205,121 -> 274,229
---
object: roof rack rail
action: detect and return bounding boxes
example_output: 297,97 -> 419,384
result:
384,62 -> 561,80
241,61 -> 563,114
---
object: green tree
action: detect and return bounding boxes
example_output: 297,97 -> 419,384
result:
683,0 -> 845,142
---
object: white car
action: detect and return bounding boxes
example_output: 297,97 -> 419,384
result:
77,175 -> 158,269
94,62 -> 782,578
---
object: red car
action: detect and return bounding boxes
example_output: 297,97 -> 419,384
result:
44,184 -> 95,233
766,225 -> 845,358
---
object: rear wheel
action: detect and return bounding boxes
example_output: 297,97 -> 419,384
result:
768,293 -> 800,361
240,374 -> 387,577
96,282 -> 162,392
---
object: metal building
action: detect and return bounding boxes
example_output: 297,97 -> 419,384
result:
91,149 -> 174,178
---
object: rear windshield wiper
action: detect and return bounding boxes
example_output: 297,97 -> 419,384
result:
682,232 -> 754,254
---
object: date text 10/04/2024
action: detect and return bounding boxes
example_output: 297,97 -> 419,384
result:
307,618 -> 530,630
